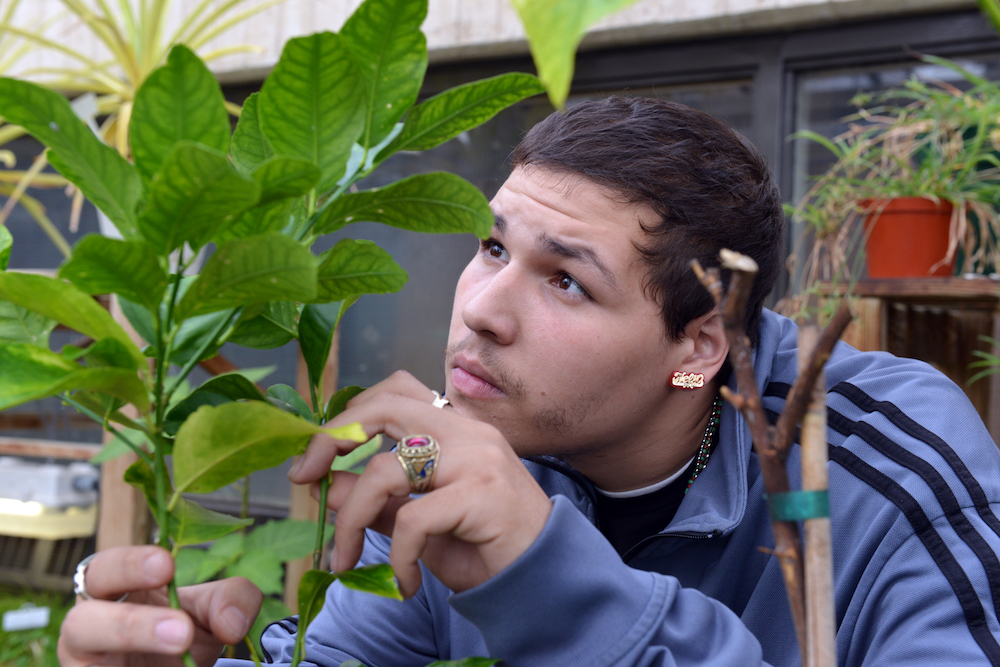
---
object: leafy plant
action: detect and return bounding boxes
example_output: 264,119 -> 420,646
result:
780,54 -> 1000,320
0,0 -> 543,663
0,0 -> 290,255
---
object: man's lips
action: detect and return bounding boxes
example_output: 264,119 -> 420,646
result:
451,356 -> 506,399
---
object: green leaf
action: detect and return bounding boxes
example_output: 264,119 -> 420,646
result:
377,73 -> 544,160
174,233 -> 317,320
265,384 -> 313,420
0,267 -> 145,367
226,548 -> 284,595
331,435 -> 382,473
314,172 -> 492,238
299,301 -> 344,390
89,427 -> 150,463
130,44 -> 231,181
0,343 -> 149,411
77,337 -> 137,369
0,78 -> 142,238
170,310 -> 231,366
341,0 -> 428,148
228,301 -> 298,349
59,236 -> 168,311
258,32 -> 366,192
165,372 -> 267,433
298,570 -> 338,629
137,142 -> 260,254
244,518 -> 318,562
123,460 -> 251,547
172,401 -> 367,496
0,225 -> 11,270
334,563 -> 402,600
312,239 -> 407,303
230,92 -> 274,175
219,199 -> 294,244
0,301 -> 56,347
510,0 -> 638,109
324,385 -> 364,422
427,659 -> 501,667
118,297 -> 156,348
197,532 -> 246,582
174,547 -> 211,586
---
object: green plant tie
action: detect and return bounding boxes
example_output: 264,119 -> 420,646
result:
765,490 -> 830,522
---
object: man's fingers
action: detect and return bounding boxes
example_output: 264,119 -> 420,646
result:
180,576 -> 263,644
332,452 -> 413,570
60,600 -> 194,657
80,546 -> 174,600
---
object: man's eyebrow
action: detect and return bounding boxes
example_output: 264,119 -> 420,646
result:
539,233 -> 621,293
493,214 -> 506,234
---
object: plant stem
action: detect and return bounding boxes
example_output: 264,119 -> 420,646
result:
61,395 -> 154,466
163,306 -> 242,404
314,472 -> 331,571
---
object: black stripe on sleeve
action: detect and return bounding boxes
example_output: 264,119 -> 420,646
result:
830,446 -> 1000,665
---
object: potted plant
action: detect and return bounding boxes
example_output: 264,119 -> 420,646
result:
780,55 -> 1000,319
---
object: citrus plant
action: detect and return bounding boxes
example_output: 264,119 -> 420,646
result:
0,0 -> 542,663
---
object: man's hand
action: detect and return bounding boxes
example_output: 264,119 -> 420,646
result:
290,371 -> 553,598
58,546 -> 262,667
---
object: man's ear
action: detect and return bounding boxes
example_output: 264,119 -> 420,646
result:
676,309 -> 729,381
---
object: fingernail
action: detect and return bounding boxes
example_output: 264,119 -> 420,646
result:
220,606 -> 249,637
155,619 -> 190,649
288,456 -> 304,479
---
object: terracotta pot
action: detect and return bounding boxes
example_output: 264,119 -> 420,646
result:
862,197 -> 955,278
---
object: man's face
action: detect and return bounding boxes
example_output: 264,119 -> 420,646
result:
445,166 -> 692,464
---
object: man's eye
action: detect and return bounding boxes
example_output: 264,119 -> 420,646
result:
482,239 -> 507,260
556,273 -> 589,298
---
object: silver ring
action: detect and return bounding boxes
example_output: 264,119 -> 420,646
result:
74,554 -> 127,602
431,391 -> 450,409
396,434 -> 439,494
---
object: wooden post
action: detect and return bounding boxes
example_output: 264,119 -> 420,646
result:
799,326 -> 837,667
96,296 -> 149,550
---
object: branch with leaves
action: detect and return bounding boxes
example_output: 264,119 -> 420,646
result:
692,249 -> 852,666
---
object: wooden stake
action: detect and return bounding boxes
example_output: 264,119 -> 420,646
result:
799,325 -> 836,667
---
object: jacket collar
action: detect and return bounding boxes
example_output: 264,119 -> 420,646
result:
525,309 -> 791,539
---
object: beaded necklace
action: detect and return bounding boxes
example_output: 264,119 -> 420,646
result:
684,394 -> 723,494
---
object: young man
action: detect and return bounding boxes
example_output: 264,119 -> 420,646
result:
59,97 -> 1000,667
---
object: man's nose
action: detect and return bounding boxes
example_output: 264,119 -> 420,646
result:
461,266 -> 519,345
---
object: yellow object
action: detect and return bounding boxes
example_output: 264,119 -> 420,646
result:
0,502 -> 97,540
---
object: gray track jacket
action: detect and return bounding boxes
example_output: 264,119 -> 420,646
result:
236,309 -> 1000,666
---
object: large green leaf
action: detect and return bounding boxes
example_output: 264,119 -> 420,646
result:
174,233 -> 317,320
228,301 -> 298,349
174,547 -> 210,587
314,172 -> 492,238
0,272 -> 145,366
230,92 -> 273,175
341,0 -> 428,148
226,548 -> 284,595
299,301 -> 350,390
0,343 -> 148,412
244,518 -> 317,562
196,533 -> 245,583
265,384 -> 313,420
170,310 -> 231,366
58,236 -> 168,311
130,44 -> 231,181
165,372 -> 267,433
428,659 -> 501,667
171,401 -> 367,496
0,302 -> 56,347
312,239 -> 407,303
376,73 -> 544,161
296,565 -> 400,635
324,385 -> 365,423
136,142 -> 260,254
0,225 -> 11,270
0,78 -> 142,238
123,460 -> 251,546
258,32 -> 366,192
510,0 -> 639,109
218,200 -> 293,244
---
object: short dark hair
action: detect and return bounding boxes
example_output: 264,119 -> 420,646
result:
511,96 -> 784,345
